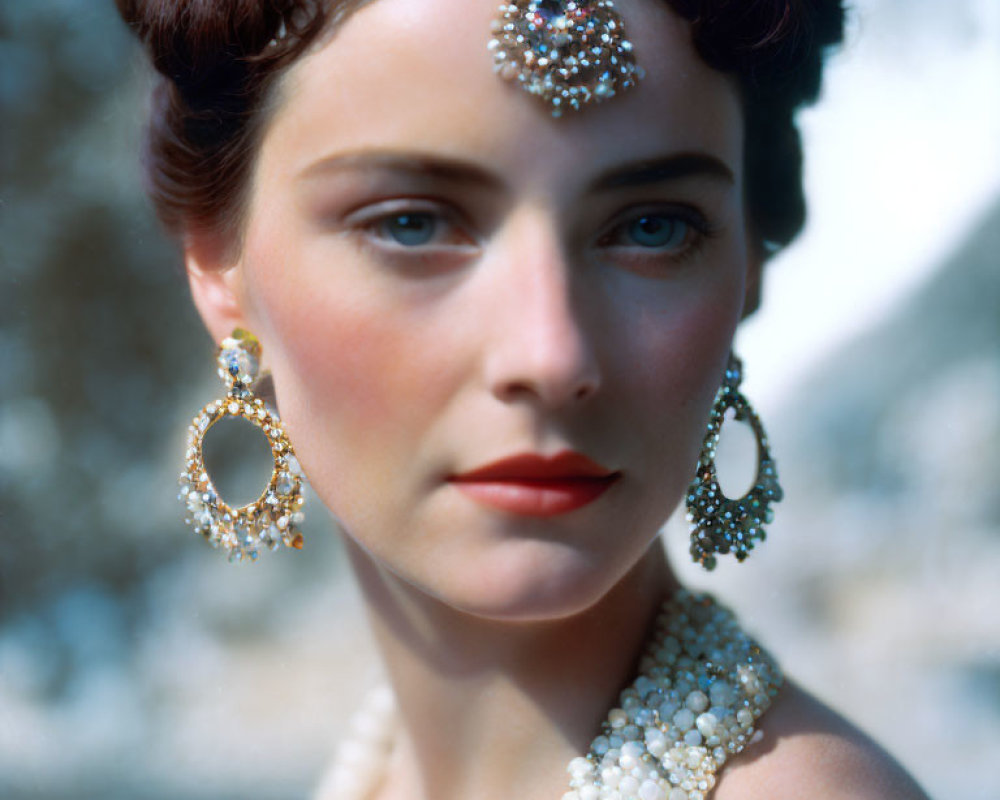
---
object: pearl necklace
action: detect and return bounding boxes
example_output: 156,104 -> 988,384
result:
314,591 -> 782,800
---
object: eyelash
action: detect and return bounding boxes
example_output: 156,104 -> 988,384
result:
349,202 -> 716,264
349,200 -> 475,252
597,207 -> 715,262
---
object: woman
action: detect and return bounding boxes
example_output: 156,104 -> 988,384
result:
117,0 -> 930,798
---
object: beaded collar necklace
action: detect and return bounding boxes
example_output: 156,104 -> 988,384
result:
316,591 -> 782,800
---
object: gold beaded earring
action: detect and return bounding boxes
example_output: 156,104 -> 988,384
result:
178,329 -> 306,563
686,355 -> 783,571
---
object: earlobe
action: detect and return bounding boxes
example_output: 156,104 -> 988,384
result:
185,232 -> 249,345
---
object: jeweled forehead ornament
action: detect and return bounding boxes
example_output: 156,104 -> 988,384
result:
488,0 -> 645,117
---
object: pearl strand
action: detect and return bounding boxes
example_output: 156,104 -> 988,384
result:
314,685 -> 397,800
316,591 -> 781,800
564,590 -> 782,800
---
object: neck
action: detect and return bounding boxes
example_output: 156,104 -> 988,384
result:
345,539 -> 679,800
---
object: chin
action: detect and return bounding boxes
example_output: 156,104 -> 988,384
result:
422,538 -> 648,623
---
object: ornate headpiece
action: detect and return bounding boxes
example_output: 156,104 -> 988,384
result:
488,0 -> 644,117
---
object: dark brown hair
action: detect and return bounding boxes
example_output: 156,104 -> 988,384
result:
117,0 -> 846,256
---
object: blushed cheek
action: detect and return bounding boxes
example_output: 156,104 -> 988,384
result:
239,224 -> 407,421
269,293 -> 432,438
253,297 -> 434,530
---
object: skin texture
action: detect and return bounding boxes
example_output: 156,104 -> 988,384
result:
192,0 -> 752,621
186,1 -> 930,798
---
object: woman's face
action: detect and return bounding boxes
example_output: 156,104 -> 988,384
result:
193,0 -> 755,620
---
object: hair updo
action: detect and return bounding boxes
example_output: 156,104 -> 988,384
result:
117,0 -> 846,257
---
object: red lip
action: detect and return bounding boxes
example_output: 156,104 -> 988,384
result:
449,451 -> 620,516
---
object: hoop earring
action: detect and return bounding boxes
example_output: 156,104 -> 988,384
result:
178,329 -> 306,563
686,355 -> 782,571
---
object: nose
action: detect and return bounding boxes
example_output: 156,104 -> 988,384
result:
482,226 -> 602,409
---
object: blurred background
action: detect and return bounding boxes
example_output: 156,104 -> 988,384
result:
1,0 -> 997,798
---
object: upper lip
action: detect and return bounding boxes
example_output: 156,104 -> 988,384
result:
449,451 -> 618,482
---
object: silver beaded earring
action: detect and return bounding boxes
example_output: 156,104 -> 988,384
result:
178,329 -> 306,563
686,355 -> 782,570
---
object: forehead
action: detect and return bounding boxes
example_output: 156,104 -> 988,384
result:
260,0 -> 744,190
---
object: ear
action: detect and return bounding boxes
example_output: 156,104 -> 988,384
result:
184,231 -> 249,345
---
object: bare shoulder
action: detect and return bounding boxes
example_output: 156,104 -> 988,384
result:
713,680 -> 931,800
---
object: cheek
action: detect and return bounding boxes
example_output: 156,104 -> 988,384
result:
237,238 -> 444,505
273,297 -> 411,427
636,272 -> 743,379
622,263 -> 747,467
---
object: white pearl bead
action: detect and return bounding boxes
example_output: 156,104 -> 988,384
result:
579,786 -> 600,800
685,691 -> 709,713
569,757 -> 594,778
668,788 -> 689,800
355,713 -> 387,740
695,712 -> 718,738
645,730 -> 668,758
619,775 -> 640,796
338,740 -> 371,766
638,779 -> 665,800
621,741 -> 644,759
672,708 -> 696,731
602,765 -> 623,788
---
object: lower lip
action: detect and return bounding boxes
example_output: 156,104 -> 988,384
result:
450,477 -> 618,517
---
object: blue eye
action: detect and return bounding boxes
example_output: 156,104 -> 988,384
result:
626,215 -> 689,249
377,213 -> 438,246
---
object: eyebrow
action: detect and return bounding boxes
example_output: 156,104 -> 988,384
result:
297,151 -> 507,190
297,149 -> 735,193
587,153 -> 735,192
